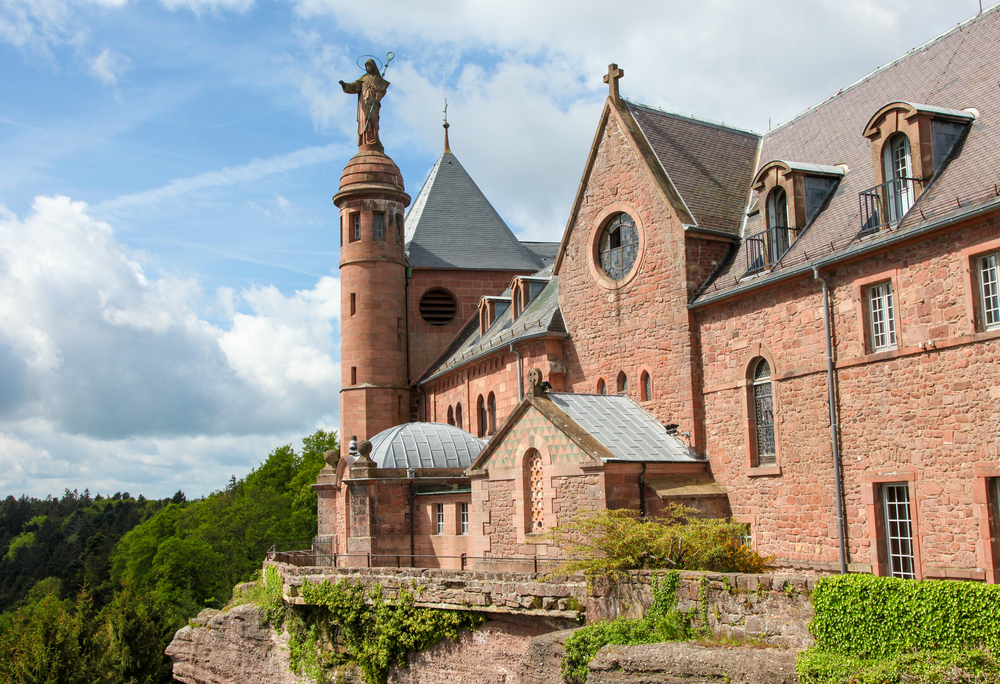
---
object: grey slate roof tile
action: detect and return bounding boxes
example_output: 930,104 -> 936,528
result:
626,101 -> 761,235
547,393 -> 700,463
693,7 -> 1000,305
405,152 -> 545,270
418,271 -> 565,383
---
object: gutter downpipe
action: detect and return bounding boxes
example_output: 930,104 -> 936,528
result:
639,463 -> 647,518
813,265 -> 848,575
510,343 -> 524,400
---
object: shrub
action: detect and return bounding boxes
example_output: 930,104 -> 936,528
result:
544,506 -> 771,580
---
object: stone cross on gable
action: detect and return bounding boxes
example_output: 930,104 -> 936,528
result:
604,63 -> 624,103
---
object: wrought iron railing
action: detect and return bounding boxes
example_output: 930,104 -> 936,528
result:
743,225 -> 795,277
858,176 -> 923,237
267,541 -> 561,574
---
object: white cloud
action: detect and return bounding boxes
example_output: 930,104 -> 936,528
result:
0,196 -> 341,444
90,47 -> 132,86
99,143 -> 350,211
159,0 -> 253,14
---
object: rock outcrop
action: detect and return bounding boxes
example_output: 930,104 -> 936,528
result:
166,604 -> 361,684
588,641 -> 800,684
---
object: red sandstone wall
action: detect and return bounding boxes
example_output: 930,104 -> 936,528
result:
408,268 -> 531,380
696,217 -> 1000,577
423,338 -> 563,436
557,108 -> 697,435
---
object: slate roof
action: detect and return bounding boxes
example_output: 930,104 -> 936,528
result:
368,422 -> 485,469
405,152 -> 546,271
693,7 -> 1000,306
626,101 -> 760,235
547,393 -> 701,463
418,268 -> 565,383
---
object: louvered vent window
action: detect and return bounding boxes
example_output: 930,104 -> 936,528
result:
419,288 -> 457,325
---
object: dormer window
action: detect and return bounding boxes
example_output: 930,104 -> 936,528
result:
766,188 -> 791,264
746,161 -> 843,277
510,276 -> 549,321
860,101 -> 974,236
479,296 -> 512,334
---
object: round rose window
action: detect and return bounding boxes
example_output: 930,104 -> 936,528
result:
598,213 -> 639,281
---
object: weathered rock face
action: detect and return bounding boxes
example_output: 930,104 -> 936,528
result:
389,617 -> 558,684
166,604 -> 361,684
587,642 -> 800,684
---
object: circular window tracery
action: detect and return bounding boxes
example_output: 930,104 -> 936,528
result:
419,288 -> 457,325
598,213 -> 639,281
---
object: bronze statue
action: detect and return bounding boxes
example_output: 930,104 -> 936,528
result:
339,58 -> 390,148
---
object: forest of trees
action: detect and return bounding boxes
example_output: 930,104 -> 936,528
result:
0,429 -> 338,683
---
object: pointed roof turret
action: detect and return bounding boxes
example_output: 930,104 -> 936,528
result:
405,149 -> 544,270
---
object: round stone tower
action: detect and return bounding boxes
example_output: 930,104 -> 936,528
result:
334,146 -> 411,444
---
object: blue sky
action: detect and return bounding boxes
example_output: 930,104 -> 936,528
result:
0,0 -> 984,498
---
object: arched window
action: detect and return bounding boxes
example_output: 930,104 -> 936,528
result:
767,187 -> 790,263
750,359 -> 776,466
641,371 -> 652,402
525,449 -> 544,532
883,133 -> 914,223
477,395 -> 486,438
617,371 -> 628,394
487,392 -> 497,435
455,403 -> 463,430
447,406 -> 455,426
597,378 -> 606,394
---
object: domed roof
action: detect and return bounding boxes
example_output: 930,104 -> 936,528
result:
335,148 -> 406,199
368,422 -> 485,469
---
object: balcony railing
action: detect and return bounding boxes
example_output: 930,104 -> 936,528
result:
858,176 -> 923,237
744,225 -> 795,277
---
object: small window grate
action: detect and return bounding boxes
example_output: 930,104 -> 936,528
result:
419,289 -> 457,325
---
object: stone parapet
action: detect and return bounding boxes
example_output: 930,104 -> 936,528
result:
270,563 -> 816,647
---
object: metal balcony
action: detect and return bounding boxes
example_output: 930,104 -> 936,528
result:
858,176 -> 922,237
744,225 -> 795,277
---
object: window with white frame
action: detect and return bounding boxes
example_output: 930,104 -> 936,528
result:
883,133 -> 914,223
373,212 -> 385,240
980,251 -> 1000,330
460,502 -> 469,535
435,503 -> 444,535
882,483 -> 915,579
868,282 -> 897,352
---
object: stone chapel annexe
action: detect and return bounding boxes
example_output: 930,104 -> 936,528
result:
315,7 -> 1000,583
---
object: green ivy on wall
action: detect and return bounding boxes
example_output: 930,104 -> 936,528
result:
808,573 -> 1000,659
798,574 -> 1000,684
291,579 -> 485,684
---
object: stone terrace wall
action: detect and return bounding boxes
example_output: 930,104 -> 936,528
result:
272,563 -> 816,648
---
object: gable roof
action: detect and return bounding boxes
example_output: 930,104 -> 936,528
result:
469,390 -> 700,472
404,152 -> 545,271
693,6 -> 1000,307
626,101 -> 760,235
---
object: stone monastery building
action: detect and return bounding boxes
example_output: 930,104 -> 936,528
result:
317,8 -> 1000,583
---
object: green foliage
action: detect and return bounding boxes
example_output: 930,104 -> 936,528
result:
796,648 -> 1000,684
562,571 -> 692,684
297,579 -> 486,684
0,428 -> 339,684
799,573 -> 1000,684
544,506 -> 772,580
809,573 -> 1000,659
111,429 -> 339,627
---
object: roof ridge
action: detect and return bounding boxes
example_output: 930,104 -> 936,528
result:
624,99 -> 760,138
768,3 -> 1000,136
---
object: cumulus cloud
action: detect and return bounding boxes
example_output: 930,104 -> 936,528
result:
0,196 -> 341,443
89,47 -> 132,86
288,1 -> 965,242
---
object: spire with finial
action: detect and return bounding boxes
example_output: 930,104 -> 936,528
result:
443,97 -> 451,153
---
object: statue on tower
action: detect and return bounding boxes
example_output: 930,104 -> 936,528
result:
339,57 -> 391,149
